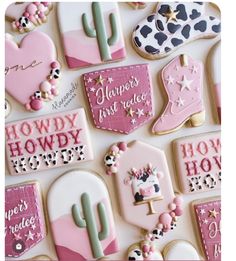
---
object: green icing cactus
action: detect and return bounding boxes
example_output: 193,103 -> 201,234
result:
72,193 -> 109,259
82,2 -> 118,61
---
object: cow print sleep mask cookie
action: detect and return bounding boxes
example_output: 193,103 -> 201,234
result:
132,2 -> 221,59
104,141 -> 183,234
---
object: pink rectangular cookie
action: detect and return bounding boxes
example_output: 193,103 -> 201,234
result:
5,182 -> 46,257
83,64 -> 154,134
193,197 -> 221,260
173,131 -> 221,194
5,108 -> 94,175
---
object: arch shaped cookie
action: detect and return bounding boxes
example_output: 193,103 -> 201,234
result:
47,169 -> 119,260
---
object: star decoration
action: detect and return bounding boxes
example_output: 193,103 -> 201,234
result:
131,118 -> 136,125
14,233 -> 22,240
203,218 -> 209,225
107,77 -> 113,84
31,224 -> 36,230
162,7 -> 179,22
146,111 -> 152,117
175,97 -> 185,107
177,75 -> 193,91
191,65 -> 198,74
200,208 -> 206,215
209,209 -> 219,219
36,233 -> 42,239
87,77 -> 93,83
95,75 -> 105,86
136,108 -> 144,118
25,230 -> 34,241
90,87 -> 96,92
144,100 -> 151,106
166,75 -> 175,85
126,107 -> 135,117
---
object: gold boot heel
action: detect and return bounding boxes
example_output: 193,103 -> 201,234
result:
189,111 -> 205,127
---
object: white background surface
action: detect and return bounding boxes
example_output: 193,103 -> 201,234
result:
5,2 -> 221,260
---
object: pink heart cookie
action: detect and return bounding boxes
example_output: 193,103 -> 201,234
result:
83,64 -> 154,134
5,31 -> 61,111
5,182 -> 46,257
5,2 -> 53,33
192,197 -> 221,260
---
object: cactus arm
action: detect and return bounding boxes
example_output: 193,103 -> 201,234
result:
98,202 -> 110,240
107,13 -> 118,46
72,204 -> 86,227
82,13 -> 96,38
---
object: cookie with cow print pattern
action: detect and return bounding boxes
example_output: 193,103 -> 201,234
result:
132,2 -> 221,59
104,140 -> 183,233
5,108 -> 94,175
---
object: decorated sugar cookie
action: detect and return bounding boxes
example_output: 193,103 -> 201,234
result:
5,98 -> 11,118
5,182 -> 46,257
173,131 -> 221,194
192,197 -> 221,260
152,54 -> 205,135
207,40 -> 221,123
5,32 -> 61,111
5,108 -> 94,175
5,2 -> 53,33
162,240 -> 200,260
48,169 -> 119,260
83,64 -> 154,134
132,2 -> 221,59
57,2 -> 126,69
104,141 -> 183,233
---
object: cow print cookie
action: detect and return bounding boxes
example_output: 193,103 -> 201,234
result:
5,2 -> 53,34
173,131 -> 221,194
104,141 -> 183,233
132,2 -> 221,59
57,2 -> 126,69
5,182 -> 46,257
5,108 -> 93,175
5,32 -> 61,111
192,197 -> 221,260
83,64 -> 154,134
48,169 -> 119,260
152,54 -> 205,135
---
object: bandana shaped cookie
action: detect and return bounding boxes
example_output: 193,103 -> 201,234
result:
132,2 -> 221,59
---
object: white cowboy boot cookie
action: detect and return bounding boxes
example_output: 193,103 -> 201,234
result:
132,2 -> 220,59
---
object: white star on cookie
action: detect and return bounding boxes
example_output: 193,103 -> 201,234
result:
90,87 -> 96,92
107,77 -> 113,84
200,208 -> 206,215
177,75 -> 193,91
31,224 -> 36,230
87,77 -> 93,83
131,118 -> 136,125
136,108 -> 144,118
166,75 -> 175,85
203,218 -> 209,225
175,97 -> 185,107
25,230 -> 34,241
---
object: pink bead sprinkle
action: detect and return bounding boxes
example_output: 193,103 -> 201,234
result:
51,61 -> 59,68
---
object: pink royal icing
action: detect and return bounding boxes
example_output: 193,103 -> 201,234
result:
83,64 -> 154,134
104,141 -> 183,232
5,31 -> 61,111
5,182 -> 46,257
173,131 -> 221,194
193,197 -> 221,260
5,108 -> 94,175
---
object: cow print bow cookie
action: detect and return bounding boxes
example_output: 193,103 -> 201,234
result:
132,2 -> 221,59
